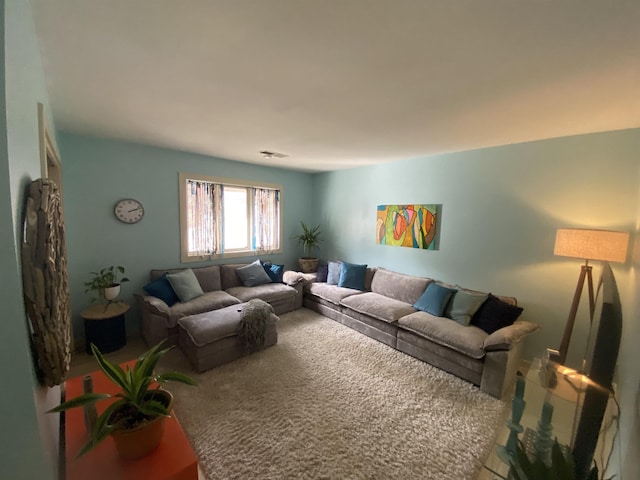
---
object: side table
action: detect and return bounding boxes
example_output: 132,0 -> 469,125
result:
81,302 -> 129,354
480,358 -> 616,479
63,361 -> 198,480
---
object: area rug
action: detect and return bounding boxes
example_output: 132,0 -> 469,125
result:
162,308 -> 506,480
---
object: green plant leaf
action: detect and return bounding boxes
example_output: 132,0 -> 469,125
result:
156,371 -> 198,386
75,399 -> 127,458
91,343 -> 128,391
551,439 -> 575,480
138,399 -> 170,417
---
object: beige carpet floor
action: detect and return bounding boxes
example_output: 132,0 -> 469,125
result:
162,308 -> 506,480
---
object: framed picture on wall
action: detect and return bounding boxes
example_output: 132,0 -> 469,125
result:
376,204 -> 440,250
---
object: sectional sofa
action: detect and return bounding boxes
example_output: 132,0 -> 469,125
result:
136,262 -> 302,346
293,265 -> 540,398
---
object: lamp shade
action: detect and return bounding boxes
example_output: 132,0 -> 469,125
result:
554,229 -> 629,263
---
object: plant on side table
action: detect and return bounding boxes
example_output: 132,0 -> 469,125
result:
510,439 -> 600,480
48,341 -> 196,459
84,265 -> 130,302
293,221 -> 322,273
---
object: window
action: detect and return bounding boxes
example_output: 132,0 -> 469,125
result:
179,173 -> 281,261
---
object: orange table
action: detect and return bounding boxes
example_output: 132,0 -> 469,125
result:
64,361 -> 198,480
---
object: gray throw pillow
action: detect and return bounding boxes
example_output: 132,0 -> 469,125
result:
445,288 -> 489,326
166,268 -> 204,302
236,260 -> 272,287
327,261 -> 341,285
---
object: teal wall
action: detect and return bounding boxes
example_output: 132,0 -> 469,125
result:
313,129 -> 640,477
4,3 -> 639,477
60,133 -> 315,342
0,0 -> 58,478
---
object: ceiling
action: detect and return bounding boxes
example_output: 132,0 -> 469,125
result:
31,0 -> 640,172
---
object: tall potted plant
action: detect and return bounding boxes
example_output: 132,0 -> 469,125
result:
48,341 -> 196,459
84,265 -> 130,302
293,222 -> 322,273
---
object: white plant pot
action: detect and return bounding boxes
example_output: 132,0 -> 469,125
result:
104,285 -> 121,301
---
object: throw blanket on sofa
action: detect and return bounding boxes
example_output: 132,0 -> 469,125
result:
238,299 -> 274,349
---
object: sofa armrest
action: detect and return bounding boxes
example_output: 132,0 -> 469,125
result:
135,293 -> 171,318
283,270 -> 304,286
283,271 -> 317,286
483,320 -> 540,352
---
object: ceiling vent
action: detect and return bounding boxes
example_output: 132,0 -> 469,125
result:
260,150 -> 288,159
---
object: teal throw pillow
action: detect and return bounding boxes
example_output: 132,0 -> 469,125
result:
236,260 -> 272,287
262,261 -> 284,283
327,261 -> 341,285
338,262 -> 368,290
166,268 -> 204,303
445,288 -> 489,326
413,283 -> 456,317
143,273 -> 179,307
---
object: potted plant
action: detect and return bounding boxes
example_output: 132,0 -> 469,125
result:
48,341 -> 196,459
292,221 -> 322,273
84,265 -> 130,302
510,439 -> 600,480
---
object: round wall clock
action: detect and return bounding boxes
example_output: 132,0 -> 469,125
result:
114,198 -> 145,224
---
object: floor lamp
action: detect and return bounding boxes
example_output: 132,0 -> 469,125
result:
552,228 -> 628,366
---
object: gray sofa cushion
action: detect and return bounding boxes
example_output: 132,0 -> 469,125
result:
397,311 -> 488,359
167,290 -> 241,327
178,304 -> 246,346
178,303 -> 279,348
370,268 -> 432,305
151,265 -> 222,292
341,292 -> 417,323
305,283 -> 362,305
226,283 -> 298,303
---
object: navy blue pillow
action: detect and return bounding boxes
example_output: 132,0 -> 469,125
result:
471,294 -> 523,334
413,283 -> 456,317
143,273 -> 179,307
338,262 -> 368,290
316,264 -> 329,282
262,262 -> 284,283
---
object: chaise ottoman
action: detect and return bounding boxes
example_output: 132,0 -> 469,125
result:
178,302 -> 279,372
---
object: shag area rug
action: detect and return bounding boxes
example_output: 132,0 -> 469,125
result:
162,308 -> 506,480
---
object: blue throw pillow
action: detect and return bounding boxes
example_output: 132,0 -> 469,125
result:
413,283 -> 457,317
327,261 -> 341,285
338,262 -> 368,290
236,260 -> 272,287
143,273 -> 179,307
262,261 -> 284,283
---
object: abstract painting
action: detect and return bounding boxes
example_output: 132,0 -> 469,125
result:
376,204 -> 438,250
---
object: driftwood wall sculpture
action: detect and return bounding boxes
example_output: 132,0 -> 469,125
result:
21,178 -> 71,386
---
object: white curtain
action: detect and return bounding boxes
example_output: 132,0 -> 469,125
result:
253,188 -> 280,252
186,180 -> 217,256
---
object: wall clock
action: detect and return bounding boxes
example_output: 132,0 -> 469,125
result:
114,198 -> 145,224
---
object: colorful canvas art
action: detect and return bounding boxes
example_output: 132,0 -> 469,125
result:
376,204 -> 438,249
